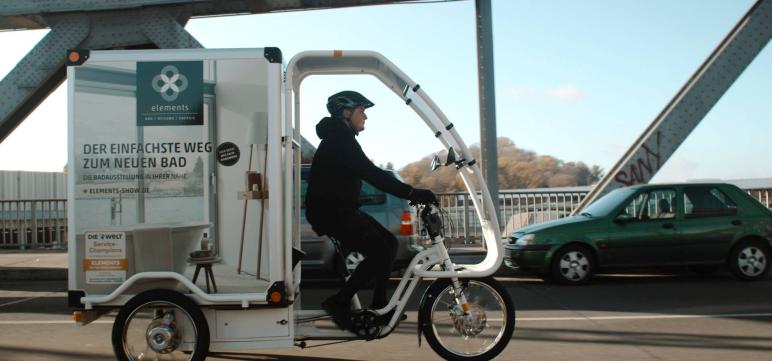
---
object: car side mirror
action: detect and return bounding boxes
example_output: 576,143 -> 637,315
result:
430,147 -> 458,171
614,213 -> 634,224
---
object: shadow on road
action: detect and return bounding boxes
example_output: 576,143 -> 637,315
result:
0,345 -> 109,360
516,326 -> 772,352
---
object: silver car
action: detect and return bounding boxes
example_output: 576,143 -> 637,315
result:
299,165 -> 420,277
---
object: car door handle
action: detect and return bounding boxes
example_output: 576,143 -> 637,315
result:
731,220 -> 742,226
662,223 -> 675,229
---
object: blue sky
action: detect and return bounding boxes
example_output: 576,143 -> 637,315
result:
0,0 -> 769,182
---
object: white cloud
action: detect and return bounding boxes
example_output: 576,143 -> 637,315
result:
547,84 -> 586,101
651,155 -> 700,183
500,84 -> 586,102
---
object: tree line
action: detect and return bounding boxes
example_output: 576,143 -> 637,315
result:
398,137 -> 603,192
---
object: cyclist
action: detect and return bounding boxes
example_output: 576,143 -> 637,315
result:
305,90 -> 436,330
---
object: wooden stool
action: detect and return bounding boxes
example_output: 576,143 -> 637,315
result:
189,256 -> 220,293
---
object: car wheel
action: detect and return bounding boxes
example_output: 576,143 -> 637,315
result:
550,245 -> 595,285
728,240 -> 770,281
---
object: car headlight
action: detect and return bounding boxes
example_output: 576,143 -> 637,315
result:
514,233 -> 535,246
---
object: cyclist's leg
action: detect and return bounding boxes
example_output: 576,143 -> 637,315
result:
333,212 -> 394,304
361,214 -> 397,309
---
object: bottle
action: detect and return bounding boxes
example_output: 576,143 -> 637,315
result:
201,232 -> 210,251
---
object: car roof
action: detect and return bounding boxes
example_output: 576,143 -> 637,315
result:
626,182 -> 736,189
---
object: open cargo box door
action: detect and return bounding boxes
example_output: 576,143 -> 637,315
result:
68,48 -> 288,308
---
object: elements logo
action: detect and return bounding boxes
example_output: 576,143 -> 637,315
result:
151,65 -> 189,102
137,60 -> 203,126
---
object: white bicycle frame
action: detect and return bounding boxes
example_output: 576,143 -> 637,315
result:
295,206 -> 473,340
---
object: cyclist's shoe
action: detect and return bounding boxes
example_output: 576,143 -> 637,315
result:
322,295 -> 353,331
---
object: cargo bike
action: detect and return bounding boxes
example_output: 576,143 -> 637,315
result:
66,48 -> 514,360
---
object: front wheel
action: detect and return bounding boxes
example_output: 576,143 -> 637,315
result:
550,245 -> 595,285
419,278 -> 515,361
112,289 -> 210,361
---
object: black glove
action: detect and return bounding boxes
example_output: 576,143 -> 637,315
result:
409,188 -> 437,205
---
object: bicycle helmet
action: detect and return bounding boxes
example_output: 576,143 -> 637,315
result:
326,91 -> 375,116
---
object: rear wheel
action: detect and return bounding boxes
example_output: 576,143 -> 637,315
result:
419,278 -> 515,361
112,289 -> 209,361
550,245 -> 595,285
728,240 -> 770,281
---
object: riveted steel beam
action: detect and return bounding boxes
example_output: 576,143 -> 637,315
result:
0,8 -> 205,142
0,0 -> 408,31
0,15 -> 90,143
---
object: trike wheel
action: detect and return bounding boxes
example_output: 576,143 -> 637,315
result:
112,289 -> 209,361
419,278 -> 515,361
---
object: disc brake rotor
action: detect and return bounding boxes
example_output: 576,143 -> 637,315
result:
451,303 -> 487,337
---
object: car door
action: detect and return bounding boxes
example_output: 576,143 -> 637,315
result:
601,188 -> 681,267
679,186 -> 739,263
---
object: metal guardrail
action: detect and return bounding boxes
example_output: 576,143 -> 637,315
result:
1,188 -> 770,250
0,199 -> 67,249
431,188 -> 589,246
746,189 -> 770,208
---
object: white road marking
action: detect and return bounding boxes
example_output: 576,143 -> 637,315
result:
0,297 -> 40,308
1,312 -> 771,325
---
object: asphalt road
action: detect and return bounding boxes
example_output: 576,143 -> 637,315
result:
1,270 -> 771,361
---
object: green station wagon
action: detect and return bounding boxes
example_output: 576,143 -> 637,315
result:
504,183 -> 772,284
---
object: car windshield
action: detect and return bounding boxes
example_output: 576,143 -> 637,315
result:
300,168 -> 388,207
582,187 -> 638,217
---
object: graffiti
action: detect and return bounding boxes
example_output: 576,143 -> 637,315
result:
614,131 -> 662,186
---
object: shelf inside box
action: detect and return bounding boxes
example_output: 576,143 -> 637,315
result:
237,190 -> 269,200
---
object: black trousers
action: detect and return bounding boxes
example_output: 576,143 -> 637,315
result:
307,207 -> 397,308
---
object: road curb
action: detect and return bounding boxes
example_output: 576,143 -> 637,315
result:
0,268 -> 67,281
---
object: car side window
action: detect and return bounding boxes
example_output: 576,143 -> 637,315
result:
645,190 -> 676,219
620,189 -> 676,221
683,186 -> 737,218
620,192 -> 647,220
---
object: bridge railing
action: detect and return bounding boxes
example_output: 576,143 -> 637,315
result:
746,188 -> 770,209
0,199 -> 67,249
425,188 -> 589,246
0,187 -> 769,250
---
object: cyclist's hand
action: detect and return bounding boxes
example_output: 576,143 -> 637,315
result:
409,188 -> 437,205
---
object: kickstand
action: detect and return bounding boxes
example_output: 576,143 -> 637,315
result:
295,339 -> 356,349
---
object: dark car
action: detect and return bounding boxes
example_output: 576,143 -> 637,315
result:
299,165 -> 419,277
504,183 -> 772,284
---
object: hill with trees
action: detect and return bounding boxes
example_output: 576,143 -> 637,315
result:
398,137 -> 602,192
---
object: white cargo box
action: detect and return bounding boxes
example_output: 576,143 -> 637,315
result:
68,48 -> 286,301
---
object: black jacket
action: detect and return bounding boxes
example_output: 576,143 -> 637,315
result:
305,116 -> 413,214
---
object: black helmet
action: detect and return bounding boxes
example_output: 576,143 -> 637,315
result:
326,91 -> 374,116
